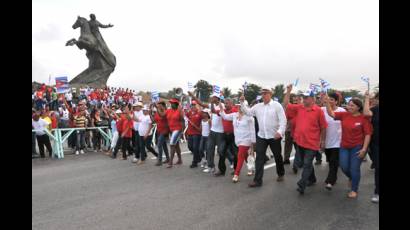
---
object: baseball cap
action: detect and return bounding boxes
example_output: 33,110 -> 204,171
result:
302,89 -> 315,97
142,105 -> 149,111
169,98 -> 179,104
132,102 -> 143,107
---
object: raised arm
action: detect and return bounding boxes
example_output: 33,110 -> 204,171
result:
363,91 -> 373,117
97,20 -> 113,28
188,91 -> 209,108
283,84 -> 292,109
323,94 -> 335,118
239,96 -> 255,117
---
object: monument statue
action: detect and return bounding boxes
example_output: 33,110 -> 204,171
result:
66,14 -> 116,88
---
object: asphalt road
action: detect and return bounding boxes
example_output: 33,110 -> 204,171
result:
32,143 -> 379,230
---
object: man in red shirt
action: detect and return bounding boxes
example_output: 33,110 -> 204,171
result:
215,98 -> 239,176
185,100 -> 203,168
284,85 -> 327,195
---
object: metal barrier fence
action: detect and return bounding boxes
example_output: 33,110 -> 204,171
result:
32,127 -> 111,159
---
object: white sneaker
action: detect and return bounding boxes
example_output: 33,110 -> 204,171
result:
203,167 -> 213,173
150,156 -> 158,160
230,164 -> 234,169
325,183 -> 332,190
132,157 -> 139,163
80,150 -> 85,154
75,151 -> 80,155
200,162 -> 206,168
371,194 -> 379,203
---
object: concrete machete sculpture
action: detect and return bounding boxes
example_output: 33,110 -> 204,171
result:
66,14 -> 116,88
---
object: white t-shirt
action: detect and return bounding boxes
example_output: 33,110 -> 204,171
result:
133,110 -> 143,131
321,107 -> 346,149
201,120 -> 210,137
32,118 -> 50,136
65,92 -> 73,101
210,103 -> 224,133
61,108 -> 70,120
138,115 -> 152,136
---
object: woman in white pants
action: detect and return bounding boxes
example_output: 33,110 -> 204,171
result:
109,110 -> 122,152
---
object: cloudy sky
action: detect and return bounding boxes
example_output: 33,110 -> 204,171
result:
32,0 -> 378,93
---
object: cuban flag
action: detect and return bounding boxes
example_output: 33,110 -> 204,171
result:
151,91 -> 160,102
55,76 -> 70,94
242,81 -> 248,92
345,97 -> 352,103
213,85 -> 221,95
187,82 -> 194,92
361,76 -> 370,91
319,78 -> 330,93
309,83 -> 321,94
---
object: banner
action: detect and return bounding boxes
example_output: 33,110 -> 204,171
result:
213,85 -> 221,95
55,76 -> 70,94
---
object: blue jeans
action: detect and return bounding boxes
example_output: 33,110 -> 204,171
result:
199,136 -> 208,160
157,133 -> 169,161
187,135 -> 201,165
294,145 -> 316,190
339,145 -> 363,192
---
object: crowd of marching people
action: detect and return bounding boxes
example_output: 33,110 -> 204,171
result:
32,82 -> 379,203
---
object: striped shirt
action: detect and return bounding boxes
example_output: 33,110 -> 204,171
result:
74,115 -> 87,128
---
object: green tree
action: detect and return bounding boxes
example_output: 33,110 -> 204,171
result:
272,84 -> 285,102
194,79 -> 213,102
222,87 -> 232,99
238,83 -> 262,104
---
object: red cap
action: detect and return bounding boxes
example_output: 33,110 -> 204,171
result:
169,98 -> 179,104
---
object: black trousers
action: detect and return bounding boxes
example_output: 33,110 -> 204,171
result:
218,133 -> 238,174
370,140 -> 379,195
138,135 -> 158,160
324,148 -> 339,185
32,132 -> 37,155
36,134 -> 53,158
113,136 -> 133,158
132,130 -> 141,158
254,137 -> 284,185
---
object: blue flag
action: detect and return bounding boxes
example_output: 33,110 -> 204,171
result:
213,85 -> 220,95
151,91 -> 160,102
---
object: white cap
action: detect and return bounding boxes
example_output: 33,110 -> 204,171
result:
211,93 -> 221,99
133,102 -> 143,107
142,105 -> 149,111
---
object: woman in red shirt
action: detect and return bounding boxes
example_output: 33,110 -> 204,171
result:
152,102 -> 170,166
157,98 -> 185,168
324,96 -> 372,199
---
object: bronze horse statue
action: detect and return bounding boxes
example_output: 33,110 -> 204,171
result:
66,16 -> 116,88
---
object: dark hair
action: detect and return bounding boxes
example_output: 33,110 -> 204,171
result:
328,93 -> 340,104
157,101 -> 166,108
349,98 -> 363,113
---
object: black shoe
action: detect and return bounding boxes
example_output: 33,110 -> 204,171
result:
297,182 -> 305,194
214,171 -> 225,177
283,159 -> 291,165
248,181 -> 262,188
315,160 -> 322,165
292,167 -> 298,174
190,164 -> 198,168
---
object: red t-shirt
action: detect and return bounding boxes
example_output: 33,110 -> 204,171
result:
36,90 -> 44,99
50,115 -> 58,129
334,112 -> 373,148
154,112 -> 169,135
121,117 -> 134,138
222,107 -> 238,134
287,104 -> 328,151
166,109 -> 183,132
185,110 -> 202,136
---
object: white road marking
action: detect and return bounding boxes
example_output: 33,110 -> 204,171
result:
264,156 -> 295,170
